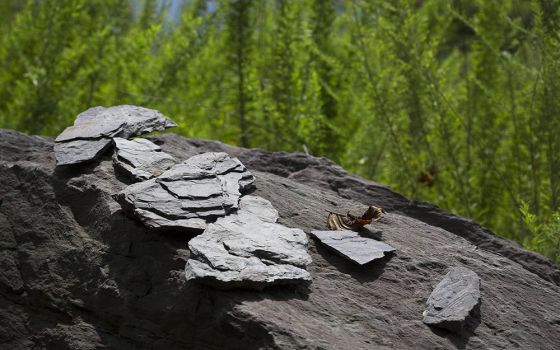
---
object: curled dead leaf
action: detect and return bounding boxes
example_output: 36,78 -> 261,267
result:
327,205 -> 385,231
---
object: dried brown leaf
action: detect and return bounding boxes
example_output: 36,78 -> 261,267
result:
326,205 -> 385,231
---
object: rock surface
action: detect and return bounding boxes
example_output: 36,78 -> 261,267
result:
423,266 -> 481,332
113,137 -> 176,181
1,128 -> 560,349
310,230 -> 395,265
186,196 -> 312,290
116,152 -> 255,232
54,105 -> 176,165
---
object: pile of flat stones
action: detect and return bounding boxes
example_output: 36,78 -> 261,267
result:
55,105 -> 481,331
55,105 -> 312,290
186,195 -> 312,289
116,152 -> 256,232
55,105 -> 177,166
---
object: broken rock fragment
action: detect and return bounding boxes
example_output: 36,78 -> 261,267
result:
113,137 -> 176,181
54,105 -> 176,166
185,195 -> 312,290
311,230 -> 395,265
54,138 -> 113,167
423,266 -> 481,332
116,152 -> 255,232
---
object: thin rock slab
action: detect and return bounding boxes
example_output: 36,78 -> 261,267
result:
116,152 -> 255,232
185,195 -> 312,290
55,105 -> 176,166
53,138 -> 113,166
423,266 -> 481,332
113,137 -> 176,181
310,230 -> 395,265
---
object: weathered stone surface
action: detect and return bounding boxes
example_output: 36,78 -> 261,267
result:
117,152 -> 255,231
185,196 -> 312,290
113,137 -> 176,181
53,138 -> 113,166
2,128 -> 560,350
54,105 -> 176,165
310,230 -> 395,265
423,266 -> 481,332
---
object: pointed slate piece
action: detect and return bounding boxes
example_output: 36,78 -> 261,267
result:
310,230 -> 395,265
113,137 -> 176,181
185,196 -> 312,290
423,266 -> 481,332
54,105 -> 176,166
116,152 -> 255,232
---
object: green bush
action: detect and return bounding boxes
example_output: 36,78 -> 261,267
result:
521,202 -> 560,263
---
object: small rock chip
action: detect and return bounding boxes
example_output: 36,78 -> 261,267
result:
55,105 -> 176,166
113,137 -> 176,181
185,195 -> 312,290
116,152 -> 255,232
310,230 -> 395,265
423,266 -> 481,332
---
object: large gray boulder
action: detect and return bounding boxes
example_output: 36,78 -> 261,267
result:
423,266 -> 481,332
116,152 -> 255,232
186,196 -> 312,290
54,105 -> 176,165
1,128 -> 560,349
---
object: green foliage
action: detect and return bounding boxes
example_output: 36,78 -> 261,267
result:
521,201 -> 560,263
1,0 -> 559,262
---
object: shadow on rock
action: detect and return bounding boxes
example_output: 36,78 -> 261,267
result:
52,168 -> 304,349
313,242 -> 393,283
53,156 -> 106,180
428,301 -> 482,350
357,227 -> 383,240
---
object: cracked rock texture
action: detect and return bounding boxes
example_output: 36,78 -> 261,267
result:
310,230 -> 395,265
423,266 -> 481,332
54,105 -> 176,165
116,152 -> 255,232
1,128 -> 560,349
186,195 -> 312,290
112,137 -> 176,181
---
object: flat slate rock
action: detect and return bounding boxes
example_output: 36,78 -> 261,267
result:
55,105 -> 176,166
185,195 -> 312,290
311,230 -> 395,265
113,137 -> 176,181
423,266 -> 481,332
116,152 -> 255,232
53,138 -> 113,166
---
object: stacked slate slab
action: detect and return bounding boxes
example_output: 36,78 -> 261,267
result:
113,137 -> 176,181
311,230 -> 395,265
55,105 -> 312,290
423,266 -> 481,332
54,105 -> 176,166
117,152 -> 255,232
185,195 -> 312,290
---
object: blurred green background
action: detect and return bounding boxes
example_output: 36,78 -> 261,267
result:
1,0 -> 559,262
